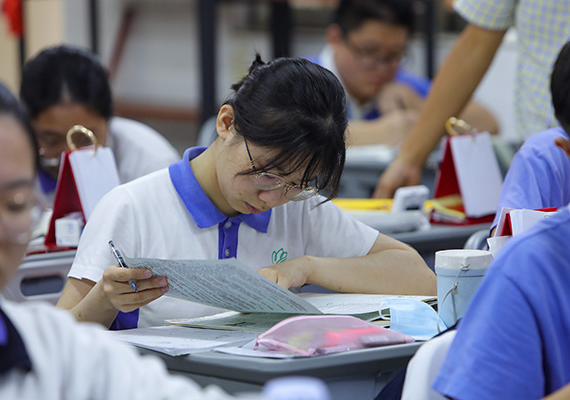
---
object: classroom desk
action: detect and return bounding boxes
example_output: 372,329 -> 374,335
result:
391,223 -> 491,254
2,250 -> 76,304
139,341 -> 422,399
392,223 -> 491,269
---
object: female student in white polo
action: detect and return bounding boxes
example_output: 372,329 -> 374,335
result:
57,55 -> 436,329
0,81 -> 240,399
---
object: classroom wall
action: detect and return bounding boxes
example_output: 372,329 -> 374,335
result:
0,1 -> 519,144
0,13 -> 19,94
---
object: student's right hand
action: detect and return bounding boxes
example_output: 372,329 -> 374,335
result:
100,264 -> 170,313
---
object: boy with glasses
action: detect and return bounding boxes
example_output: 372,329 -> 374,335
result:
313,0 -> 498,148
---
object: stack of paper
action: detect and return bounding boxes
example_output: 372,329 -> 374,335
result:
166,293 -> 436,333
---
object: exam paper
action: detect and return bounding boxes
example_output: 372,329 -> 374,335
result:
215,339 -> 299,359
300,293 -> 436,314
166,293 -> 432,332
124,257 -> 321,314
107,325 -> 258,356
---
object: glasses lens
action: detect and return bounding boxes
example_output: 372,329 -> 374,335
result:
285,187 -> 318,201
253,173 -> 286,190
0,191 -> 42,244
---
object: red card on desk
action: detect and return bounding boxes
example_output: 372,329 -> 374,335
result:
498,207 -> 558,236
431,132 -> 503,225
44,147 -> 120,247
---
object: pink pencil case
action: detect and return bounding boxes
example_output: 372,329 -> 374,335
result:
255,315 -> 414,356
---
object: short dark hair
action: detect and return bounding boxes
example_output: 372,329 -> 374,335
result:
0,81 -> 39,170
226,54 -> 348,200
551,40 -> 570,134
333,0 -> 415,36
20,45 -> 113,120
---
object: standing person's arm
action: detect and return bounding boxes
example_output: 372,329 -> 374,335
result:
373,24 -> 506,198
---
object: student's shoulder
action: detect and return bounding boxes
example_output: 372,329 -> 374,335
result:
395,69 -> 431,97
110,116 -> 159,138
2,300 -> 100,352
109,117 -> 179,153
519,127 -> 568,158
101,168 -> 172,207
525,126 -> 567,144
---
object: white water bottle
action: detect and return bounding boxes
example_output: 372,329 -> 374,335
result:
262,377 -> 331,400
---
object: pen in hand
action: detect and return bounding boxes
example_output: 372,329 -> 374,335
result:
108,240 -> 138,292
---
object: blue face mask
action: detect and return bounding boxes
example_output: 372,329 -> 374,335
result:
381,298 -> 444,341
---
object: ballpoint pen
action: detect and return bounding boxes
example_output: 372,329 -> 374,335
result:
108,240 -> 138,292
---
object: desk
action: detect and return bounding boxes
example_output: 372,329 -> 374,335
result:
2,250 -> 76,304
140,341 -> 421,399
392,223 -> 491,269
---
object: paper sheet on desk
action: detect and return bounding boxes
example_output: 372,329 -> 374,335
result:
124,257 -> 321,314
167,293 -> 433,333
107,325 -> 257,356
215,339 -> 299,359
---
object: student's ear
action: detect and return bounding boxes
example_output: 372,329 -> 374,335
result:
326,24 -> 343,46
216,105 -> 235,141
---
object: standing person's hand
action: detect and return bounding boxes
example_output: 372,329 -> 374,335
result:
373,156 -> 422,198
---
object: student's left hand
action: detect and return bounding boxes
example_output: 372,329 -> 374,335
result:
257,256 -> 312,289
378,83 -> 423,115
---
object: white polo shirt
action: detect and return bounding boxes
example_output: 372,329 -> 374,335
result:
107,117 -> 181,183
69,147 -> 379,328
0,300 -> 238,400
38,117 -> 181,206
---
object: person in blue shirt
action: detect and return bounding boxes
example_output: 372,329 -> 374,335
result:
431,42 -> 570,396
491,40 -> 570,233
312,0 -> 498,147
432,197 -> 570,399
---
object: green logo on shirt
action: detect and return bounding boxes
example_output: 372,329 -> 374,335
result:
272,248 -> 288,264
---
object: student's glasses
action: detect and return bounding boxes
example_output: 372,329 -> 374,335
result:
243,136 -> 318,201
0,189 -> 43,245
344,38 -> 406,69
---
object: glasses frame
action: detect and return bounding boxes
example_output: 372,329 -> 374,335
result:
343,37 -> 407,69
0,190 -> 43,245
242,136 -> 318,201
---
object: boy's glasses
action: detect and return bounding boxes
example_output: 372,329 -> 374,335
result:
243,136 -> 318,201
0,189 -> 43,245
344,38 -> 406,69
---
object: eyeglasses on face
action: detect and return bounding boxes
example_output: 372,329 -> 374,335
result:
344,37 -> 406,69
0,188 -> 43,245
243,136 -> 318,201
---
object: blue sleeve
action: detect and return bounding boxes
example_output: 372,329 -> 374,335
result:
432,254 -> 544,399
395,69 -> 431,98
491,130 -> 570,228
